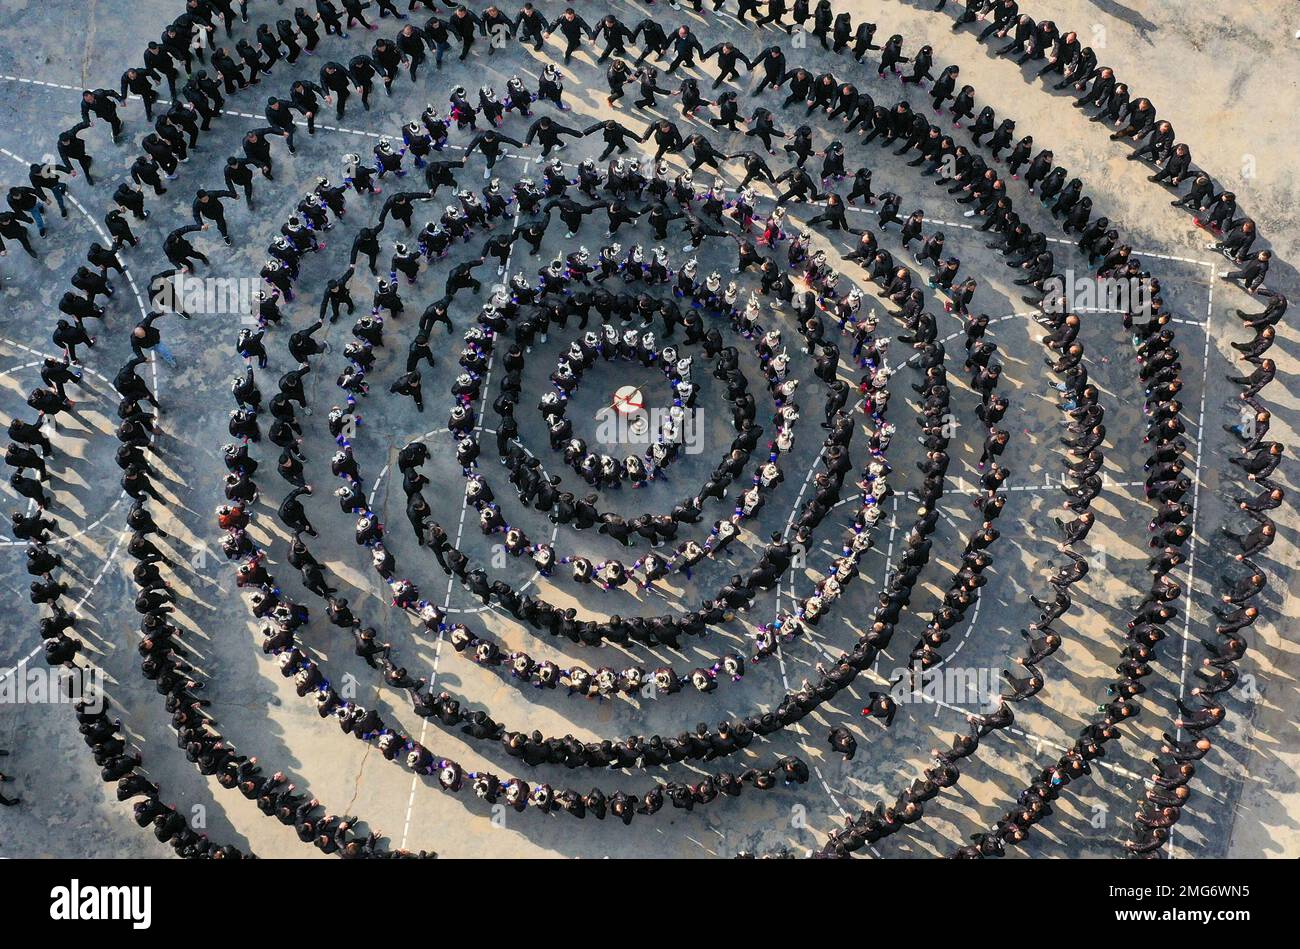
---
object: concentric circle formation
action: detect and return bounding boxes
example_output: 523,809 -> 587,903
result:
0,0 -> 1290,862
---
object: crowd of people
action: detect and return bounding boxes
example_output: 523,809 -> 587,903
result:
937,0 -> 1275,285
539,326 -> 709,486
0,0 -> 1282,859
208,81 -> 889,780
929,0 -> 1280,859
201,77 -> 827,822
0,749 -> 17,807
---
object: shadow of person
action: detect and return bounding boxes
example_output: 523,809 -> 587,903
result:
1087,0 -> 1160,46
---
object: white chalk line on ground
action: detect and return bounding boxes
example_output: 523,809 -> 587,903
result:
399,184 -> 525,850
1166,270 -> 1217,859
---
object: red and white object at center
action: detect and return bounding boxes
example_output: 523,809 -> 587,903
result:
611,385 -> 645,416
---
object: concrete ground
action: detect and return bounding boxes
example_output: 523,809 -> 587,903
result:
0,0 -> 1295,859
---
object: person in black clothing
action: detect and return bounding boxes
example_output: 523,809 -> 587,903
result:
448,5 -> 483,60
279,485 -> 318,536
666,26 -> 706,74
164,224 -> 208,271
243,127 -> 289,179
0,749 -> 17,806
57,122 -> 96,184
265,98 -> 300,154
192,189 -> 238,244
318,60 -> 353,118
702,41 -> 752,89
80,88 -> 126,140
289,79 -> 327,135
547,7 -> 593,64
120,66 -> 163,121
224,157 -> 256,208
514,3 -> 548,51
465,130 -> 523,177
